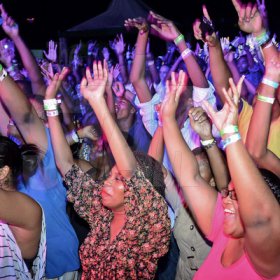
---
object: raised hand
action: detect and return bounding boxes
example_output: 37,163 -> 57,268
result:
88,40 -> 97,54
0,38 -> 15,66
80,60 -> 108,102
124,17 -> 149,34
44,40 -> 57,63
256,0 -> 267,21
112,64 -> 120,80
106,66 -> 114,92
148,11 -> 180,41
110,34 -> 126,55
189,107 -> 212,140
45,67 -> 69,99
0,4 -> 19,38
40,62 -> 55,85
161,70 -> 188,120
77,125 -> 99,141
231,0 -> 264,36
203,76 -> 245,131
102,47 -> 110,61
112,81 -> 125,97
193,5 -> 218,47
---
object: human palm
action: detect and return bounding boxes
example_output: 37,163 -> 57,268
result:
80,61 -> 108,102
203,77 -> 244,131
45,67 -> 69,99
148,11 -> 180,41
161,71 -> 188,120
124,17 -> 148,34
231,0 -> 264,35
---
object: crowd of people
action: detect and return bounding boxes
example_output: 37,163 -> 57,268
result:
0,0 -> 279,279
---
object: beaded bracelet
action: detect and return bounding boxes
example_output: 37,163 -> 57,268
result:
174,34 -> 184,45
257,94 -> 275,104
220,125 -> 239,137
221,133 -> 241,150
261,78 -> 279,89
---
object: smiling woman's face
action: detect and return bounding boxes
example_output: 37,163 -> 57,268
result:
101,165 -> 125,211
222,181 -> 244,238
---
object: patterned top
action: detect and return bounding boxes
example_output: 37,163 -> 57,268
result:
0,210 -> 46,279
64,164 -> 170,280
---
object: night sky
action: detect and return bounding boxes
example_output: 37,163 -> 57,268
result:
0,0 -> 279,50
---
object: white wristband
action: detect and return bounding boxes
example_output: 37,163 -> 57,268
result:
181,48 -> 192,60
0,68 -> 8,82
43,99 -> 62,111
200,138 -> 214,146
46,110 -> 59,117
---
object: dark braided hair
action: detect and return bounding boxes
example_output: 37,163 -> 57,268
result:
133,151 -> 166,198
259,168 -> 280,204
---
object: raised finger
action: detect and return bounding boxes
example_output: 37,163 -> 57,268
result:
97,61 -> 103,79
80,76 -> 88,89
236,75 -> 245,99
202,5 -> 211,21
103,60 -> 108,81
245,3 -> 253,21
92,61 -> 98,79
223,87 -> 236,109
86,66 -> 92,82
203,100 -> 217,122
232,0 -> 241,14
239,4 -> 246,21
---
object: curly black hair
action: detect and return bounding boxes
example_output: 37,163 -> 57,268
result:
133,151 -> 166,198
259,168 -> 280,204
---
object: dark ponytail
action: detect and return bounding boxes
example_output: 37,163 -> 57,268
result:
0,136 -> 40,186
20,144 -> 40,178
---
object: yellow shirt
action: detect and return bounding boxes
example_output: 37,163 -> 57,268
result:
238,99 -> 280,158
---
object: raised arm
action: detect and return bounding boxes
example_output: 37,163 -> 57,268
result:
0,189 -> 41,230
0,65 -> 47,152
81,60 -> 137,179
189,106 -> 230,190
110,34 -> 128,84
204,75 -> 280,278
0,4 -> 46,97
125,17 -> 152,103
236,0 -> 280,175
246,50 -> 280,176
193,6 -> 232,104
44,67 -> 83,176
161,70 -> 217,235
148,104 -> 164,163
149,11 -> 208,88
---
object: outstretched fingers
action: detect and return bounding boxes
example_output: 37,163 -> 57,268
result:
232,0 -> 242,14
175,70 -> 187,102
202,5 -> 211,21
203,100 -> 217,122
